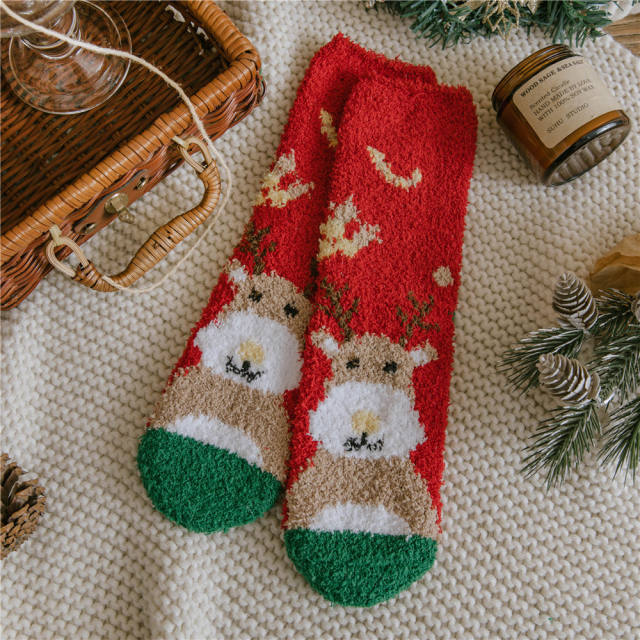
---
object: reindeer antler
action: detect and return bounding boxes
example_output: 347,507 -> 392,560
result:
303,257 -> 319,300
397,292 -> 439,347
236,221 -> 275,275
318,278 -> 359,341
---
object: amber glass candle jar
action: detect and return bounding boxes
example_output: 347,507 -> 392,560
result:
492,45 -> 631,186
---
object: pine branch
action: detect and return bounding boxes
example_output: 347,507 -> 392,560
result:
380,1 -> 496,48
502,282 -> 639,487
592,289 -> 638,338
527,0 -> 610,47
592,329 -> 640,404
499,326 -> 584,392
376,1 -> 611,48
599,397 -> 640,482
523,401 -> 601,489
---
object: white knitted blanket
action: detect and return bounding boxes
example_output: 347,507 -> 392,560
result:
2,2 -> 639,638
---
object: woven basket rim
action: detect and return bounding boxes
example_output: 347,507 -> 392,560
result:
1,0 -> 261,263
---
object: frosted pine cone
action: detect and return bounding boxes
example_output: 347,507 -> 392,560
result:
537,353 -> 600,405
552,273 -> 598,331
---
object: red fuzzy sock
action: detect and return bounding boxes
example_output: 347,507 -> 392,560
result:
137,35 -> 437,533
284,76 -> 477,606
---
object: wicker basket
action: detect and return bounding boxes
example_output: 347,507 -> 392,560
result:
1,0 -> 264,309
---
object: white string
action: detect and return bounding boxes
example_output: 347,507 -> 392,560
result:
0,0 -> 233,294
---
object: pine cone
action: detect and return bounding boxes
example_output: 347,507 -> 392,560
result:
1,454 -> 45,559
537,353 -> 600,405
552,273 -> 598,331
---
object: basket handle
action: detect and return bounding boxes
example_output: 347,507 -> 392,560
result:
45,138 -> 221,293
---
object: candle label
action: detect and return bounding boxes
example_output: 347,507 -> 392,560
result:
513,56 -> 621,148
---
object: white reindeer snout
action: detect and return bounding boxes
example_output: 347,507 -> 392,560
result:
194,311 -> 303,394
309,381 -> 425,459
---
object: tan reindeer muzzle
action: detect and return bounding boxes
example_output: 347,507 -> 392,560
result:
351,410 -> 380,435
237,340 -> 265,366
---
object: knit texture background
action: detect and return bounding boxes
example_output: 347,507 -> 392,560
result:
1,2 -> 638,638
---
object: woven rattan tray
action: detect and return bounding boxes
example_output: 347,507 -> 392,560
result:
1,0 -> 264,308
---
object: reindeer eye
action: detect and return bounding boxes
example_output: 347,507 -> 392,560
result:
248,288 -> 262,302
284,303 -> 299,318
346,358 -> 360,370
383,361 -> 398,374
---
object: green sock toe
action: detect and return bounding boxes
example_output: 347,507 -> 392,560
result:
137,428 -> 281,532
284,529 -> 437,607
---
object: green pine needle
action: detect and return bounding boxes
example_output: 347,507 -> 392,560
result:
592,289 -> 638,338
592,328 -> 640,405
599,397 -> 640,482
528,1 -> 611,47
501,284 -> 638,487
385,1 -> 487,48
523,401 -> 601,489
499,326 -> 584,392
376,1 -> 611,48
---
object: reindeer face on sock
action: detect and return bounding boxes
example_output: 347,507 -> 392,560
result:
309,331 -> 437,459
194,261 -> 312,395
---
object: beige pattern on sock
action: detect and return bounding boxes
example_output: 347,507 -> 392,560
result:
317,195 -> 381,260
254,150 -> 315,208
151,365 -> 290,481
367,146 -> 422,190
286,449 -> 438,537
320,109 -> 338,148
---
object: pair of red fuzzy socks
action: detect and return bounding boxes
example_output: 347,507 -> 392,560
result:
138,34 -> 476,607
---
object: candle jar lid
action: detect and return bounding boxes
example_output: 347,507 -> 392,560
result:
492,45 -> 575,114
492,45 -> 631,186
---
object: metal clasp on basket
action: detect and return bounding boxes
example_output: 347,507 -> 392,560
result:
105,193 -> 136,224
